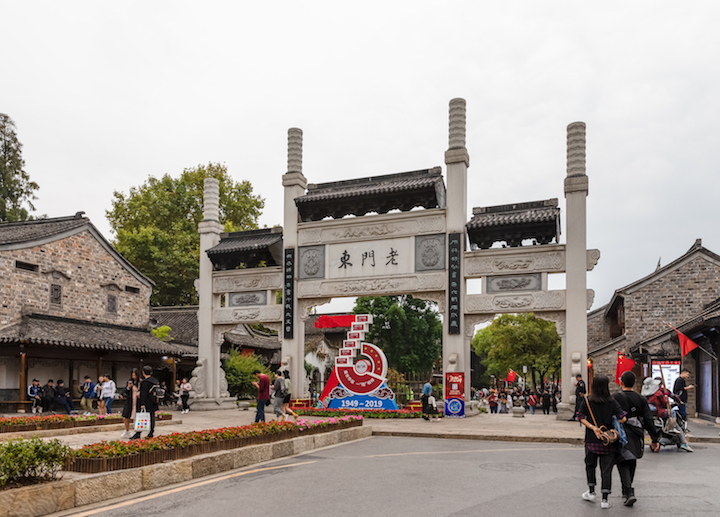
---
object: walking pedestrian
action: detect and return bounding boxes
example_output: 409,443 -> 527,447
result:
577,375 -> 627,509
421,379 -> 433,420
282,370 -> 299,421
527,390 -> 538,415
541,389 -> 551,415
614,371 -> 660,507
498,389 -> 509,413
131,365 -> 159,440
672,369 -> 694,423
95,377 -> 106,414
80,376 -> 95,414
252,369 -> 270,422
272,370 -> 286,421
570,374 -> 586,421
101,374 -> 116,414
179,377 -> 192,414
120,369 -> 140,438
488,388 -> 498,414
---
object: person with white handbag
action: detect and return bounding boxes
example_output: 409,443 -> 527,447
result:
130,365 -> 159,440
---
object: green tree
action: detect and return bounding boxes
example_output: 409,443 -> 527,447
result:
0,114 -> 39,222
353,295 -> 442,375
106,163 -> 264,306
471,313 -> 560,388
222,349 -> 272,399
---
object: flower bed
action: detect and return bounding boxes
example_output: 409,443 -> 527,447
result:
294,408 -> 441,419
66,416 -> 363,474
0,412 -> 172,434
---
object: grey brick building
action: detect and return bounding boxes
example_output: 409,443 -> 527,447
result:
0,213 -> 195,411
588,240 -> 720,420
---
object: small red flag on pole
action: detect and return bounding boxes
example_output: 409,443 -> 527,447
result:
615,351 -> 635,385
507,369 -> 518,383
664,322 -> 699,357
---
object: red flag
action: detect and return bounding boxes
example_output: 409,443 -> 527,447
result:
676,329 -> 699,357
615,352 -> 635,385
507,369 -> 518,383
314,314 -> 356,328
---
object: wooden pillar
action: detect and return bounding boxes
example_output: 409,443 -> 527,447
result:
171,358 -> 177,390
18,348 -> 27,413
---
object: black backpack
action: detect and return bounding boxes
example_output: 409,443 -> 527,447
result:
149,383 -> 165,405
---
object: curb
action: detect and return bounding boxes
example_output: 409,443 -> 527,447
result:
0,425 -> 372,517
371,430 -> 584,445
688,436 -> 720,444
0,420 -> 180,441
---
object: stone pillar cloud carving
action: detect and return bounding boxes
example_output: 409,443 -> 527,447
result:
448,98 -> 466,150
566,122 -> 586,177
287,128 -> 303,174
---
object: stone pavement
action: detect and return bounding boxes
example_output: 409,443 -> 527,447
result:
3,408 -> 718,448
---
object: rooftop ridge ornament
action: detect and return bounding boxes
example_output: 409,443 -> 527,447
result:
202,177 -> 220,222
287,127 -> 303,174
566,122 -> 586,177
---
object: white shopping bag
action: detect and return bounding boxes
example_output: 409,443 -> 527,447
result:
134,411 -> 151,432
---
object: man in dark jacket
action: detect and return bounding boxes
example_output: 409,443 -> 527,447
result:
131,365 -> 159,440
614,371 -> 660,507
570,374 -> 586,421
42,379 -> 56,413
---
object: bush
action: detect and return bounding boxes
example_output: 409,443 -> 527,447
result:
222,349 -> 272,399
0,438 -> 70,488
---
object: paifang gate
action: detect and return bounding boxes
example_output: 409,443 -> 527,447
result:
191,98 -> 600,418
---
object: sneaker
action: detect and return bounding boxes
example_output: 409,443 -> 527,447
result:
624,495 -> 637,507
680,444 -> 694,452
120,431 -> 128,438
581,491 -> 596,502
601,500 -> 611,509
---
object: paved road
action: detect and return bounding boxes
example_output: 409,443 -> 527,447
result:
55,437 -> 720,517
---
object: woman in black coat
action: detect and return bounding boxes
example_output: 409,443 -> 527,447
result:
577,376 -> 626,509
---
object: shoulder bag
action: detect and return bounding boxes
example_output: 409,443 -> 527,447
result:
584,394 -> 619,446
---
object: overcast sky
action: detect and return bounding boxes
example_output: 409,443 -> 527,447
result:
3,2 -> 719,317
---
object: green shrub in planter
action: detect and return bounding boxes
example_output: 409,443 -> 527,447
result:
0,438 -> 70,488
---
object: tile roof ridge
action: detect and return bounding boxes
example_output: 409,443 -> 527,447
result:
0,212 -> 88,228
25,313 -> 152,334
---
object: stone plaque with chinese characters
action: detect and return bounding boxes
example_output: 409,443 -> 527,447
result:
326,238 -> 413,279
486,274 -> 541,293
228,291 -> 268,307
447,233 -> 462,334
283,248 -> 295,339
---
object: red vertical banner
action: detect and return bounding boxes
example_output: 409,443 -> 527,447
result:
445,372 -> 465,417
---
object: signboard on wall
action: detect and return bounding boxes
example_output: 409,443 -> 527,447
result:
445,372 -> 465,417
283,248 -> 295,339
651,360 -> 681,391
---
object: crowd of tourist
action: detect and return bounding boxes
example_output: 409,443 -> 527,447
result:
474,384 -> 560,415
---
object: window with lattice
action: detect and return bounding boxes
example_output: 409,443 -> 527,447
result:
50,284 -> 62,306
107,295 -> 117,314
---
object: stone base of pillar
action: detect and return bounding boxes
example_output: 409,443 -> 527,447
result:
555,402 -> 576,421
188,397 -> 238,411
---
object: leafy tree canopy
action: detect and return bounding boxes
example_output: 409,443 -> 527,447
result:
0,114 -> 39,222
222,349 -> 272,399
106,163 -> 264,306
471,313 -> 560,388
353,295 -> 442,375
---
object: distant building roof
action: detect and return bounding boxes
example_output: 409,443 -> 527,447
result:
295,168 -> 446,222
0,212 -> 154,287
206,227 -> 283,269
149,306 -> 199,346
223,324 -> 280,351
0,313 -> 196,356
466,199 -> 560,249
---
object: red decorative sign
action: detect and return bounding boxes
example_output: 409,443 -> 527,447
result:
445,373 -> 464,399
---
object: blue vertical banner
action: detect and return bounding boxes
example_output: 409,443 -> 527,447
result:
283,248 -> 295,339
448,233 -> 461,334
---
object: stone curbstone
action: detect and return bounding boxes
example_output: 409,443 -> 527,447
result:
191,450 -> 234,479
0,480 -> 75,517
141,459 -> 193,490
0,426 -> 368,517
74,470 -> 142,507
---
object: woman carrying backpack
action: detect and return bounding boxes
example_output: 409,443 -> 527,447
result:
577,375 -> 627,509
282,370 -> 299,421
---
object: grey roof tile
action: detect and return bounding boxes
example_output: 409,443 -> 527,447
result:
0,213 -> 89,245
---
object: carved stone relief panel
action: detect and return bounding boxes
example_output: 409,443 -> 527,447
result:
297,274 -> 446,299
465,290 -> 566,313
464,250 -> 565,277
415,234 -> 445,271
298,245 -> 325,280
587,249 -> 601,271
464,314 -> 496,338
214,325 -> 236,346
213,271 -> 282,294
414,291 -> 446,313
536,311 -> 566,336
213,305 -> 282,324
228,291 -> 267,307
486,274 -> 541,293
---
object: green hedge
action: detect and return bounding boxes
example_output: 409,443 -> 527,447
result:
0,438 -> 70,488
